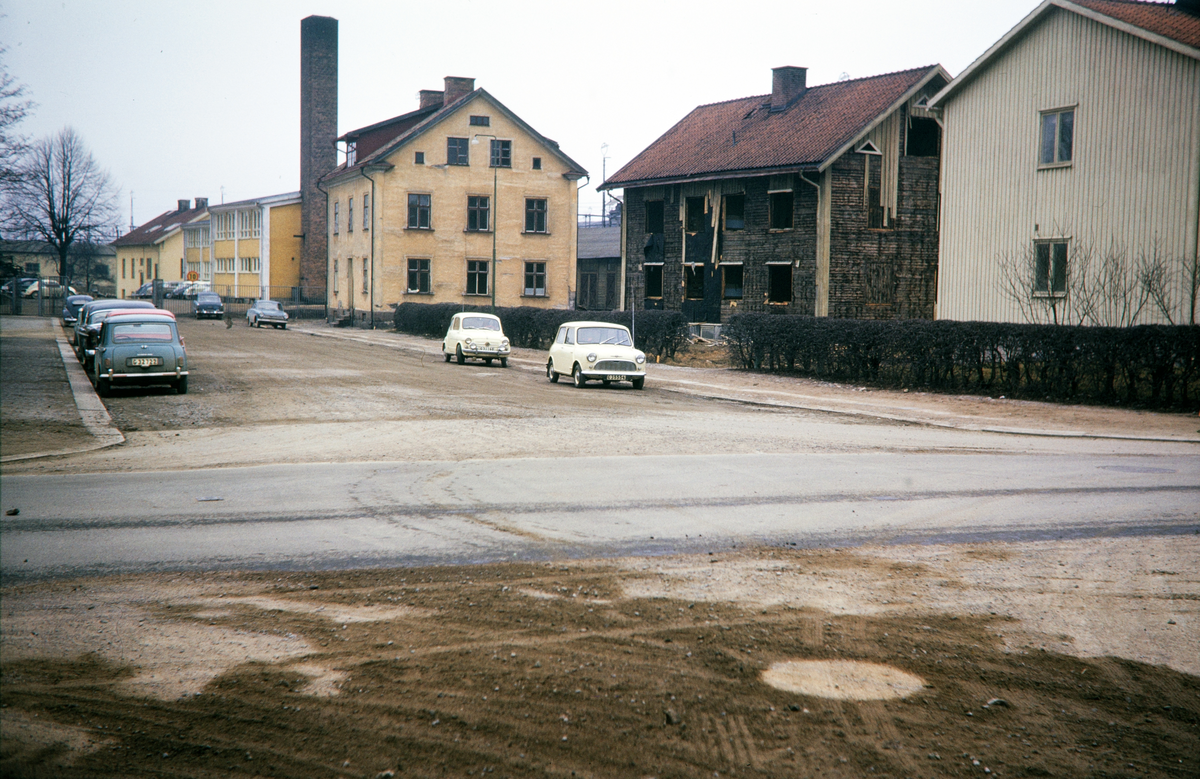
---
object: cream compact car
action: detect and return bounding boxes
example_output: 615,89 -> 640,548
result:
546,321 -> 646,389
442,312 -> 510,366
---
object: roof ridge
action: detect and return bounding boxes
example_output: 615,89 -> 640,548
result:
693,64 -> 939,110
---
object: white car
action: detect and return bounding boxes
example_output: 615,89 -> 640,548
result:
442,312 -> 510,366
546,321 -> 646,389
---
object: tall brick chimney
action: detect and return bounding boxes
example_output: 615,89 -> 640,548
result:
443,76 -> 475,106
771,66 -> 807,111
177,199 -> 191,212
299,15 -> 338,296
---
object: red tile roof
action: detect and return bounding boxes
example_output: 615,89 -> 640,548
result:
112,204 -> 207,247
1072,0 -> 1200,48
601,66 -> 946,190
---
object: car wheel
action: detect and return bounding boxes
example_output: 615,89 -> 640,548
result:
95,377 -> 110,397
632,377 -> 645,390
547,360 -> 558,383
456,345 -> 465,365
485,357 -> 493,365
177,376 -> 188,395
247,316 -> 253,327
602,380 -> 611,386
500,357 -> 508,368
573,364 -> 587,388
443,348 -> 451,363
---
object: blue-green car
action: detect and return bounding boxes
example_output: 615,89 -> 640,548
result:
92,312 -> 188,396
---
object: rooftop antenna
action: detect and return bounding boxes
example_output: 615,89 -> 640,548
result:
129,191 -> 134,229
601,143 -> 610,226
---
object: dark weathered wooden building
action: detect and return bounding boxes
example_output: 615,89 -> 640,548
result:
600,65 -> 949,323
576,225 -> 621,311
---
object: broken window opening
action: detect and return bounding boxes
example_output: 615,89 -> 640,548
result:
769,191 -> 793,230
867,185 -> 885,229
644,264 -> 664,298
645,201 -> 664,234
767,264 -> 792,303
723,194 -> 745,231
906,117 -> 940,157
686,197 -> 706,233
684,265 -> 705,300
722,264 -> 743,299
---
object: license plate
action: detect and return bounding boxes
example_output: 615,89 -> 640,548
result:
605,374 -> 627,382
127,356 -> 163,368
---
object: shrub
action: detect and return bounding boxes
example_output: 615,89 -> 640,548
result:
724,313 -> 1200,410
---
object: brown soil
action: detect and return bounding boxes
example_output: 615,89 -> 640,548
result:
3,539 -> 1197,779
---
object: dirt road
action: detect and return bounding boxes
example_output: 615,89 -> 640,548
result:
1,317 -> 1198,778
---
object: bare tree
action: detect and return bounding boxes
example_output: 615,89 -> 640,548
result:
3,127 -> 119,282
996,232 -> 1187,327
0,46 -> 35,191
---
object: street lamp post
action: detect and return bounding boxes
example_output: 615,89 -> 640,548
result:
473,134 -> 498,311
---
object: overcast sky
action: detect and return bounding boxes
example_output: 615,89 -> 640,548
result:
3,0 -> 1037,232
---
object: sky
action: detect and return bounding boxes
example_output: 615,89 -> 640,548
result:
2,0 -> 1039,233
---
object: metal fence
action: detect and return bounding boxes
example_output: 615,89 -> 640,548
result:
0,276 -> 81,318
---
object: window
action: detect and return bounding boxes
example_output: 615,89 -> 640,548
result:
415,151 -> 425,165
722,264 -> 743,298
645,201 -> 664,234
239,257 -> 260,273
214,211 -> 235,240
769,191 -> 794,229
333,258 -> 339,293
524,261 -> 546,296
1034,240 -> 1068,296
684,266 -> 704,299
467,196 -> 490,231
122,258 -> 126,278
867,186 -> 885,229
347,197 -> 354,232
490,139 -> 512,168
408,194 -> 431,229
333,201 -> 340,235
906,117 -> 940,157
238,209 -> 260,239
466,260 -> 489,295
686,197 -> 706,232
525,198 -> 547,233
532,157 -> 542,170
362,194 -> 370,230
447,137 -> 469,165
346,142 -> 356,167
362,258 -> 369,294
723,194 -> 745,231
216,257 -> 235,273
469,115 -> 490,126
407,258 -> 430,293
644,264 -> 664,298
767,263 -> 792,302
1039,108 -> 1074,166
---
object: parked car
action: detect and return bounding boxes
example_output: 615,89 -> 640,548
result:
246,299 -> 288,329
22,280 -> 77,298
168,282 -> 211,300
1,277 -> 37,296
546,321 -> 646,389
442,312 -> 510,366
74,299 -> 156,354
91,312 -> 188,396
61,294 -> 94,326
131,280 -> 186,299
192,291 -> 224,319
81,307 -> 175,371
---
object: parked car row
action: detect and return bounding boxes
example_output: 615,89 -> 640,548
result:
70,298 -> 188,396
441,313 -> 647,389
3,277 -> 79,298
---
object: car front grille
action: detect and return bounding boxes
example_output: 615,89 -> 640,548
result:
594,360 -> 637,373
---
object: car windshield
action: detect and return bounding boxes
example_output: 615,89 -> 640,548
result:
258,301 -> 281,311
575,327 -> 632,346
111,323 -> 175,342
462,316 -> 500,331
197,293 -> 220,303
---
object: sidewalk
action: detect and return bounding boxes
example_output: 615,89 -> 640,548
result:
289,321 -> 1200,444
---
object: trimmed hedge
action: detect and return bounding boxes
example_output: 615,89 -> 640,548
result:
724,313 -> 1200,410
393,303 -> 689,358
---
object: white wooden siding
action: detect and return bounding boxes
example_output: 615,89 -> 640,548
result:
937,6 -> 1200,323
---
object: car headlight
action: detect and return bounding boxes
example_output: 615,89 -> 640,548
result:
501,339 -> 509,349
465,338 -> 474,347
587,353 -> 597,363
636,354 -> 646,364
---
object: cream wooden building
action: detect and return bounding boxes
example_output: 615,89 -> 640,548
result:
322,77 -> 587,325
930,0 -> 1200,325
207,193 -> 303,300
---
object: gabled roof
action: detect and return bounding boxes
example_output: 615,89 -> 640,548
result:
930,0 -> 1200,108
208,191 -> 301,213
599,65 -> 948,191
112,203 -> 208,247
323,88 -> 588,183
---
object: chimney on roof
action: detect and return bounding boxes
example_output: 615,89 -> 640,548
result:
443,76 -> 475,105
195,197 -> 208,210
177,199 -> 191,212
419,89 -> 445,110
771,66 -> 807,111
1177,0 -> 1200,16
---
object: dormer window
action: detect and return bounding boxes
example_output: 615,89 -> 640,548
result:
346,141 -> 357,167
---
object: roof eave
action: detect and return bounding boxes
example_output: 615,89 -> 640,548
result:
599,163 -> 823,192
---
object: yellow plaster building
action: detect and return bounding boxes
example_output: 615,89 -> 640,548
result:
322,77 -> 587,323
208,193 -> 303,299
111,198 -> 209,298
